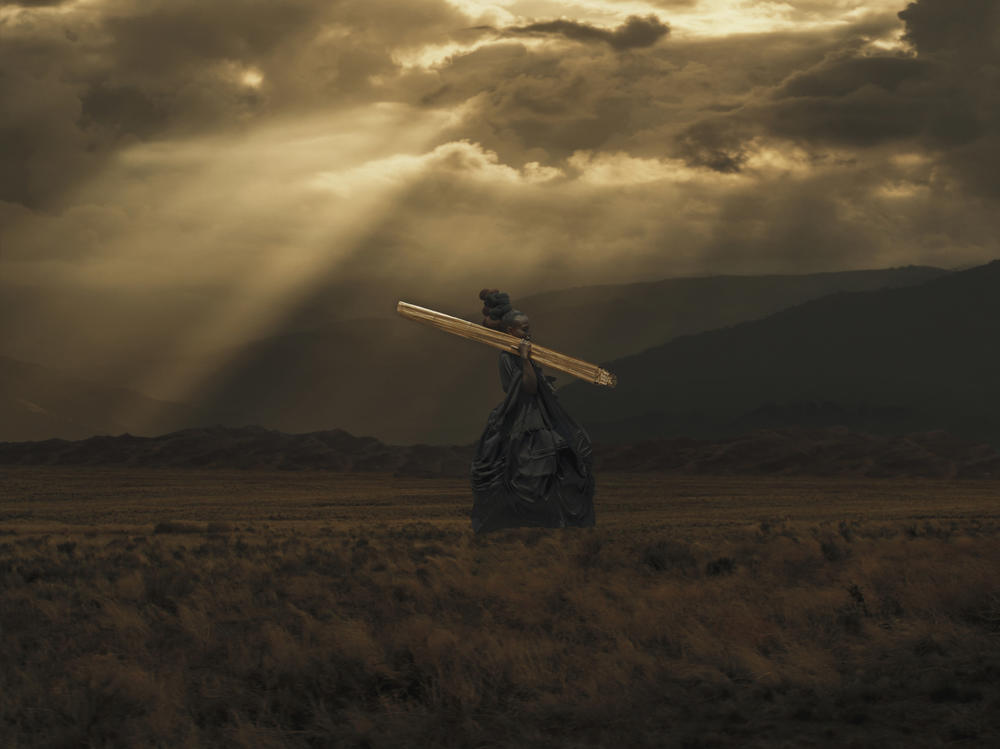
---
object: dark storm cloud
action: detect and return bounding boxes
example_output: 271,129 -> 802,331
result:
777,56 -> 929,99
501,14 -> 669,50
0,29 -> 95,209
407,40 -> 634,160
893,0 -> 1000,198
0,0 -> 470,209
410,19 -> 896,169
79,84 -> 168,140
759,57 -> 931,147
674,119 -> 751,173
755,46 -> 983,149
899,0 -> 1000,59
96,1 -> 317,78
671,0 -> 1000,196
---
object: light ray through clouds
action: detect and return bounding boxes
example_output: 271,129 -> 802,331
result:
85,103 -> 469,416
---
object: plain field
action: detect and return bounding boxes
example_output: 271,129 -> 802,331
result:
2,468 -> 999,747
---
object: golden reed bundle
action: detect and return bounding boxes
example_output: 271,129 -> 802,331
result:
396,301 -> 617,387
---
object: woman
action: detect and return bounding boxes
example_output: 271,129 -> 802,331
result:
470,289 -> 596,534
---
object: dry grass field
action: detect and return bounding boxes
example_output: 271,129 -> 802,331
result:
2,467 -> 1000,747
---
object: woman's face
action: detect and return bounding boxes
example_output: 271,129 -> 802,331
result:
507,315 -> 531,339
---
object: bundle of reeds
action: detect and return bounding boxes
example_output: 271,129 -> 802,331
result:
396,301 -> 617,388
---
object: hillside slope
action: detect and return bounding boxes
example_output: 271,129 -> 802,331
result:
0,355 -> 192,441
558,260 -> 1000,445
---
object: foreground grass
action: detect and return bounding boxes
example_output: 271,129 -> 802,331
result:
2,469 -> 1000,747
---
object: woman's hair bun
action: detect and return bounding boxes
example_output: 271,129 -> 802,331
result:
480,289 -> 512,318
480,288 -> 522,328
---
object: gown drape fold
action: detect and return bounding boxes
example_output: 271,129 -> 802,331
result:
470,351 -> 596,534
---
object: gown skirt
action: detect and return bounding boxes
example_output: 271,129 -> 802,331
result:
470,351 -> 596,534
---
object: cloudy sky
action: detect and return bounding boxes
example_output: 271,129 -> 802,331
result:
2,0 -> 998,397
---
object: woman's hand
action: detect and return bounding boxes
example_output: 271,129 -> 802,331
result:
518,339 -> 532,359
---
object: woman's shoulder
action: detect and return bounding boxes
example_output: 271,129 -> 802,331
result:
498,349 -> 518,373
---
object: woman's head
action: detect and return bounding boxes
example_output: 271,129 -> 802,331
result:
479,288 -> 530,338
505,313 -> 530,339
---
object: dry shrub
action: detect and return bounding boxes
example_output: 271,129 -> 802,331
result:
62,654 -> 182,745
640,539 -> 697,572
113,570 -> 145,600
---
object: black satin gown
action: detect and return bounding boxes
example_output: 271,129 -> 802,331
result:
470,350 -> 596,534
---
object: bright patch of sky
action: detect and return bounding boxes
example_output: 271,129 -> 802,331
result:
418,1 -> 915,77
447,0 -> 910,41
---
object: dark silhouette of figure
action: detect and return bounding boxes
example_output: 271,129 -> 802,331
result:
470,289 -> 596,534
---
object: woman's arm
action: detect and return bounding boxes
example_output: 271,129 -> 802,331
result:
519,340 -> 538,395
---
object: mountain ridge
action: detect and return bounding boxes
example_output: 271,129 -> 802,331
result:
559,259 -> 1000,445
2,424 -> 998,479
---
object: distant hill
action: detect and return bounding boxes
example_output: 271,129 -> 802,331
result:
3,425 -> 998,479
594,428 -> 1000,478
0,425 -> 474,477
185,266 -> 948,445
0,355 -> 192,442
514,265 -> 948,364
557,260 -> 1000,446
